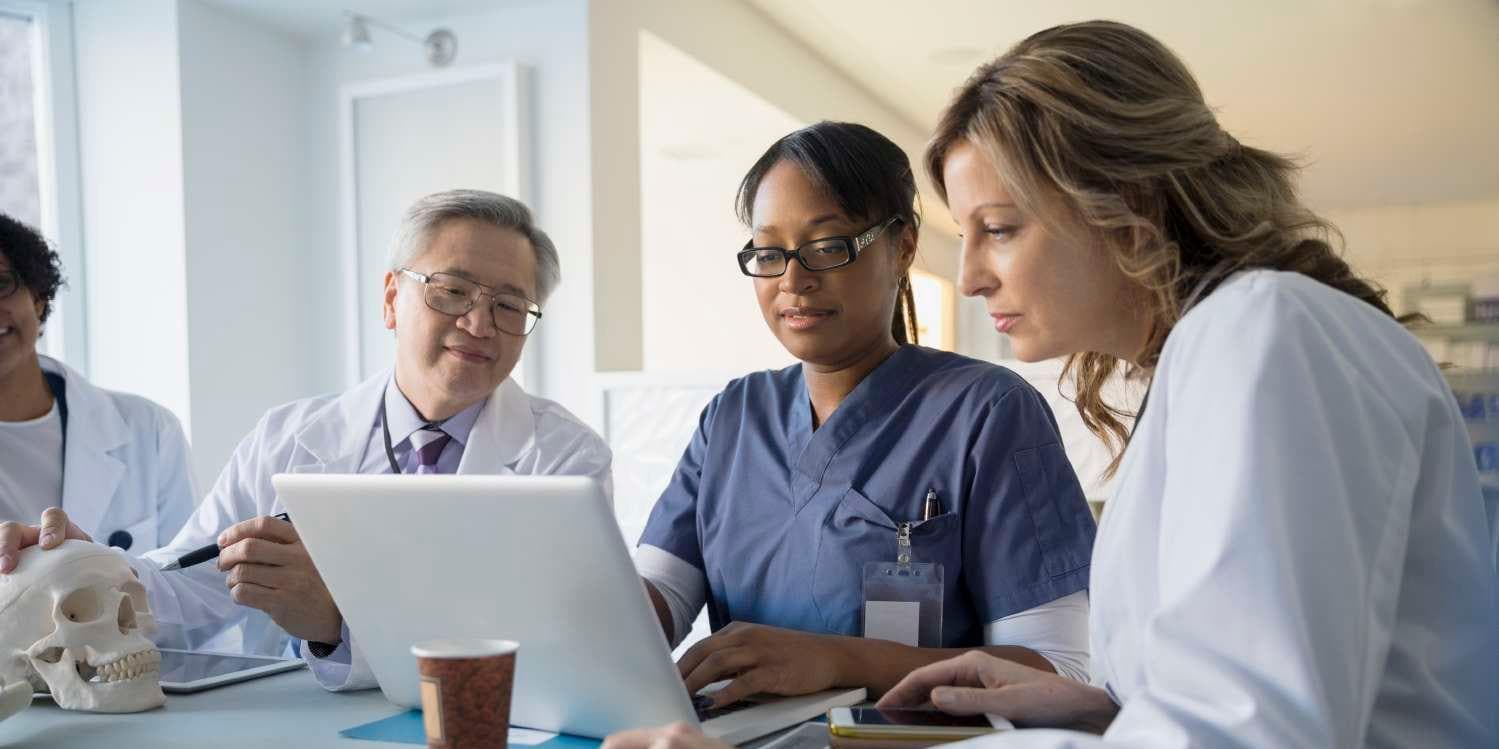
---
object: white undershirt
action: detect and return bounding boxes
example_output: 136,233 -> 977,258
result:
635,544 -> 1091,682
0,401 -> 64,524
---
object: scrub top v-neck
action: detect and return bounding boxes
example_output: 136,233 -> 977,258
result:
638,345 -> 1096,646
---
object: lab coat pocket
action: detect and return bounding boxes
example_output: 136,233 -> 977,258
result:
1013,443 -> 1090,578
812,487 -> 960,635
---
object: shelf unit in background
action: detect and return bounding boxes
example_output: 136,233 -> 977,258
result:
1444,371 -> 1499,503
1410,323 -> 1499,342
1410,326 -> 1499,371
1403,281 -> 1499,370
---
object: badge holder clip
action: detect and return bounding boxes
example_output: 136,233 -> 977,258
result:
861,521 -> 944,647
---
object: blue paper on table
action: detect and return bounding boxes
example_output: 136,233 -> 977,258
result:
340,710 -> 600,749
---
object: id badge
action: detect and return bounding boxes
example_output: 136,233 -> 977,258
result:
861,521 -> 943,647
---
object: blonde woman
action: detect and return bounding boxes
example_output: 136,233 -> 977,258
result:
606,20 -> 1497,748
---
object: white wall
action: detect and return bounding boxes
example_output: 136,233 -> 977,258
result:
300,0 -> 598,422
72,0 -> 324,489
590,0 -> 966,379
73,0 -> 194,433
588,0 -> 643,373
1327,197 -> 1499,310
177,0 -> 315,489
637,31 -> 802,374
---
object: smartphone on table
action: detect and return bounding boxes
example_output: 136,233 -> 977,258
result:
827,707 -> 1005,743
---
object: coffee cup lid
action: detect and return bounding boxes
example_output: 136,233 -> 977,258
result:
411,638 -> 520,659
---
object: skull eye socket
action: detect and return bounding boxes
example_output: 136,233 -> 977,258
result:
59,588 -> 105,623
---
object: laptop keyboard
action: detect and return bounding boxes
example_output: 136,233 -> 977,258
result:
693,694 -> 761,721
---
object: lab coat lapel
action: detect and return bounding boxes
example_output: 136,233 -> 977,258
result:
288,371 -> 388,475
44,357 -> 128,535
456,378 -> 532,475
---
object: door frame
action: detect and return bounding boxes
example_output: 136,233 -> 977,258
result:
338,62 -> 533,387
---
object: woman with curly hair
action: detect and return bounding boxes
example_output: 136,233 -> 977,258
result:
0,212 -> 196,565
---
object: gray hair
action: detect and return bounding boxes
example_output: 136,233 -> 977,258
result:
388,189 -> 561,303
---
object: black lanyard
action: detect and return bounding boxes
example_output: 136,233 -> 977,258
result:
1127,388 -> 1151,442
42,371 -> 69,468
379,397 -> 402,475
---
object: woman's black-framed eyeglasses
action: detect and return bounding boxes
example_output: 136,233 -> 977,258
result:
736,216 -> 901,278
0,271 -> 19,301
397,268 -> 543,337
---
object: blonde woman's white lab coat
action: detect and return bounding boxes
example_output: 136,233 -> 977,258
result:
968,271 -> 1498,747
37,355 -> 196,552
126,371 -> 612,683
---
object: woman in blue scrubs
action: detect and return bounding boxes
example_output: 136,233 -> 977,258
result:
634,122 -> 1097,707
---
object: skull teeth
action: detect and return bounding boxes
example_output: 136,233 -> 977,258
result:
80,650 -> 161,684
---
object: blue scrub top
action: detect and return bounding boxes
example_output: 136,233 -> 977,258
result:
639,345 -> 1096,647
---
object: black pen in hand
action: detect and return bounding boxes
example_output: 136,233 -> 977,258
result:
159,512 -> 291,571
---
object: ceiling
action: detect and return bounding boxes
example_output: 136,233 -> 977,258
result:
196,0 -> 535,36
200,0 -> 1499,211
745,0 -> 1499,210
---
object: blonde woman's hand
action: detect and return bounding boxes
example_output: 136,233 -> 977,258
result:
877,651 -> 1117,734
602,723 -> 733,749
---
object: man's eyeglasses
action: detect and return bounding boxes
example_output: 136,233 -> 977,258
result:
398,268 -> 542,337
0,271 -> 19,300
736,217 -> 901,278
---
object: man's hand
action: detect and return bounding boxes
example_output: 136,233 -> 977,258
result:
217,515 -> 342,644
0,507 -> 93,573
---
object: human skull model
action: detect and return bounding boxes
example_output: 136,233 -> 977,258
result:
0,540 -> 164,712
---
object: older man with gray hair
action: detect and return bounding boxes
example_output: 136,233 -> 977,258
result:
2,189 -> 610,691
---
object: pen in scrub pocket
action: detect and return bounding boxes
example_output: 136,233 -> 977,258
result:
922,488 -> 942,521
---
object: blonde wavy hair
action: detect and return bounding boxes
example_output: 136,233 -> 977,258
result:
926,20 -> 1401,473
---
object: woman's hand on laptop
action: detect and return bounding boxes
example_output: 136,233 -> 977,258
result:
217,515 -> 343,644
0,507 -> 94,573
602,722 -> 732,749
677,622 -> 853,708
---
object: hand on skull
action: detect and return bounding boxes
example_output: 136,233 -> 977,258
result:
0,507 -> 94,574
0,676 -> 30,724
0,540 -> 164,713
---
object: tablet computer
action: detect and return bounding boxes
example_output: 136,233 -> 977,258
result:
32,649 -> 305,700
158,648 -> 305,693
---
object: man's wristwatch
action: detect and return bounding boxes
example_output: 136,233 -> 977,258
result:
307,639 -> 341,658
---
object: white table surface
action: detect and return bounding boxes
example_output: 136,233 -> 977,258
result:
0,669 -> 404,748
0,671 -> 814,749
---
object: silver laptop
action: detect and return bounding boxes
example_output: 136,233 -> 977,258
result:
274,474 -> 864,743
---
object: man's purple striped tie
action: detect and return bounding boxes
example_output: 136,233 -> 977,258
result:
412,429 -> 452,474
